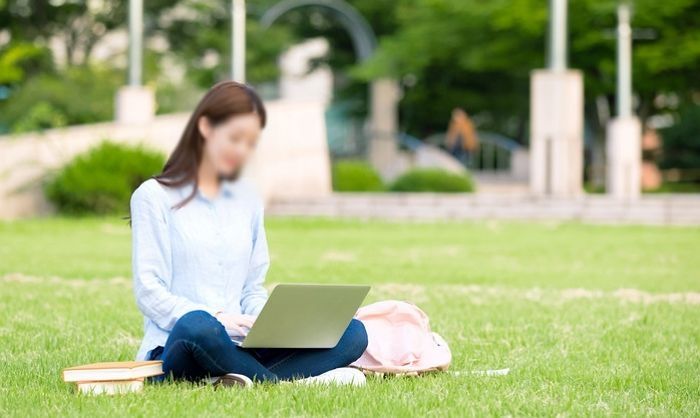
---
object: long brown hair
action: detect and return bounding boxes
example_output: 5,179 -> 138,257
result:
156,81 -> 266,208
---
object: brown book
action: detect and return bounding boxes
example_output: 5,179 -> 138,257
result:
62,361 -> 163,383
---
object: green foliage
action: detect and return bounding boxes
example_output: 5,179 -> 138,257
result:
357,0 -> 700,139
0,66 -> 121,132
332,160 -> 384,192
660,105 -> 700,172
0,1 -> 126,67
2,0 -> 698,175
155,81 -> 204,115
390,168 -> 474,193
645,183 -> 700,193
584,182 -> 606,194
0,42 -> 45,84
12,102 -> 68,133
44,142 -> 165,215
151,1 -> 292,88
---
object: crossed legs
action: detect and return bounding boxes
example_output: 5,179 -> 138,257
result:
155,310 -> 368,383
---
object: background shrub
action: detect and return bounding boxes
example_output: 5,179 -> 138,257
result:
0,66 -> 121,133
332,160 -> 385,192
390,168 -> 475,193
11,102 -> 68,133
45,142 -> 165,215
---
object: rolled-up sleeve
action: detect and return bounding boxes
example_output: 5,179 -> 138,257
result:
240,204 -> 269,315
130,184 -> 215,331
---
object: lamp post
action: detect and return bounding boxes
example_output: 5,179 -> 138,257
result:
616,3 -> 632,119
548,0 -> 567,72
128,0 -> 143,87
231,0 -> 246,83
605,2 -> 641,199
115,0 -> 155,124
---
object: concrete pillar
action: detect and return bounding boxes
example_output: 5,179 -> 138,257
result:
368,78 -> 401,180
115,86 -> 155,124
529,70 -> 584,196
606,117 -> 641,199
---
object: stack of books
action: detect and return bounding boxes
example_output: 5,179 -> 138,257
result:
62,361 -> 164,395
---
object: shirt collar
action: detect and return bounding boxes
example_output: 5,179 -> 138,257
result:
190,180 -> 236,202
220,180 -> 237,198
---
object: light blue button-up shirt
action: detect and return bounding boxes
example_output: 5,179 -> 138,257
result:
130,178 -> 269,360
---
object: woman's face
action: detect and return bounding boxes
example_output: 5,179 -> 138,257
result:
199,112 -> 262,177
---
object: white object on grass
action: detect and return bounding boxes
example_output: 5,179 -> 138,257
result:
298,367 -> 366,386
450,368 -> 511,377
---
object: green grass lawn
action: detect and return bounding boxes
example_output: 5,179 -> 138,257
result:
1,217 -> 699,416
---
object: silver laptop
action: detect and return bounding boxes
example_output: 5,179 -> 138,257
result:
238,284 -> 370,349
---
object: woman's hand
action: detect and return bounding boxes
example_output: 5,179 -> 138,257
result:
215,312 -> 256,337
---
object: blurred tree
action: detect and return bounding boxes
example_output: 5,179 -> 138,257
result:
660,104 -> 700,173
0,0 -> 294,129
0,42 -> 46,84
0,1 -> 125,132
0,0 -> 294,86
150,0 -> 293,87
354,0 -> 546,139
356,0 -> 700,144
0,0 -> 125,66
1,0 -> 698,171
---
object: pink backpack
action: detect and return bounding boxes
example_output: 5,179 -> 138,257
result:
351,300 -> 451,375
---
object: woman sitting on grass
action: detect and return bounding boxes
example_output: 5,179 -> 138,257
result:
130,81 -> 368,387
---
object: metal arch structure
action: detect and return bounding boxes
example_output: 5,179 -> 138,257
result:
261,0 -> 378,62
261,0 -> 400,180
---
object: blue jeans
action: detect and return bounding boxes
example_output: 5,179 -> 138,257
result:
148,310 -> 368,382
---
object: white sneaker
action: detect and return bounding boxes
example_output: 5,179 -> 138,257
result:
298,368 -> 366,387
205,373 -> 253,388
